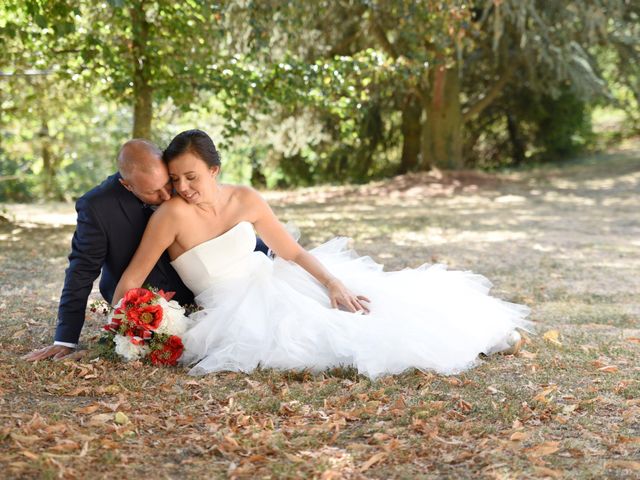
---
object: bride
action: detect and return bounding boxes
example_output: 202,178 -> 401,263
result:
113,129 -> 531,378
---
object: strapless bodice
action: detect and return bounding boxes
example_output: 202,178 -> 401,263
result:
170,222 -> 258,296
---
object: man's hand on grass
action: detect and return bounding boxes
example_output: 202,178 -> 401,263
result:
22,345 -> 86,362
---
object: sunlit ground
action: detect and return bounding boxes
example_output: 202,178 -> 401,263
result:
0,143 -> 638,478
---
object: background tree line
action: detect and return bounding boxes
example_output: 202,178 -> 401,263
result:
1,0 -> 638,200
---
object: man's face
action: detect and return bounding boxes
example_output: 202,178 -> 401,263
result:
120,166 -> 172,205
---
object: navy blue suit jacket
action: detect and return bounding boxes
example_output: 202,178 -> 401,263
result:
55,173 -> 268,344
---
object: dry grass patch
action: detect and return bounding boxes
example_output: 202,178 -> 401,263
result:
1,145 -> 639,478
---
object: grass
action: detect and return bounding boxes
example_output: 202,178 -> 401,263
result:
1,143 -> 639,478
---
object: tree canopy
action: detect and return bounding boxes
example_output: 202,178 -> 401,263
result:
1,0 -> 638,199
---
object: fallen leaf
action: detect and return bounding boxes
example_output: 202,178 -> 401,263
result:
320,471 -> 342,480
20,451 -> 39,460
87,413 -> 114,426
284,453 -> 304,463
75,404 -> 100,415
10,433 -> 40,445
526,441 -> 560,457
101,400 -> 123,412
79,442 -> 89,457
597,365 -> 619,373
617,436 -> 640,444
97,385 -> 121,395
534,466 -> 563,478
244,454 -> 267,464
44,424 -> 67,435
133,414 -> 160,425
373,433 -> 392,442
65,387 -> 92,397
457,399 -> 472,412
562,448 -> 585,458
626,337 -> 640,344
543,330 -> 562,346
114,412 -> 129,425
533,385 -> 558,403
510,431 -> 527,442
49,440 -> 80,452
606,460 -> 640,471
359,452 -> 387,472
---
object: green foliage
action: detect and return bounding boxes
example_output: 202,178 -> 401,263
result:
597,4 -> 640,132
94,332 -> 121,362
0,148 -> 38,201
230,0 -> 633,179
465,84 -> 596,169
534,91 -> 594,160
0,0 -> 639,197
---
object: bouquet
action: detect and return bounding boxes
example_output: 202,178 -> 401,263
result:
101,288 -> 190,365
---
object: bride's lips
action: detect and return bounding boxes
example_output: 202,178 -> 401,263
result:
182,192 -> 198,202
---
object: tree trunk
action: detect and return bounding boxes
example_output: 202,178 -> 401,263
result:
39,119 -> 59,199
398,92 -> 422,174
421,64 -> 463,170
131,1 -> 152,139
506,113 -> 526,165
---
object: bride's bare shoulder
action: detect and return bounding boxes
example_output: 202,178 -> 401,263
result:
155,195 -> 191,217
226,184 -> 265,204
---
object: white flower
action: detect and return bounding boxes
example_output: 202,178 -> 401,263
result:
114,335 -> 149,361
156,298 -> 189,336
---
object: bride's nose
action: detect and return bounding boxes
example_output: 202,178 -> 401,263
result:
174,178 -> 188,193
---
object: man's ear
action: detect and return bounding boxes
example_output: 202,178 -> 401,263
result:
119,178 -> 133,192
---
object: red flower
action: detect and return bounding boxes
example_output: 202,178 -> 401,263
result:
123,288 -> 154,307
127,304 -> 164,331
149,335 -> 184,366
103,319 -> 121,333
103,309 -> 124,332
156,290 -> 176,302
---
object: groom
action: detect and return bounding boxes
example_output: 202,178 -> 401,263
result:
24,139 -> 267,361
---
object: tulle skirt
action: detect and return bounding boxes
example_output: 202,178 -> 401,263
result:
180,238 -> 532,379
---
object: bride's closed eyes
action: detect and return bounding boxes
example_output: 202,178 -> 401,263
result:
169,173 -> 198,182
170,177 -> 198,185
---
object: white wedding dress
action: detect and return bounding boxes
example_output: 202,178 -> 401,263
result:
171,222 -> 531,379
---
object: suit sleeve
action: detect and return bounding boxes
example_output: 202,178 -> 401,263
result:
54,197 -> 107,344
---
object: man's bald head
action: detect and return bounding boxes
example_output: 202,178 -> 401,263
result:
117,139 -> 171,205
117,139 -> 164,179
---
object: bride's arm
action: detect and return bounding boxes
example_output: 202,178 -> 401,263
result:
112,206 -> 178,305
248,189 -> 370,313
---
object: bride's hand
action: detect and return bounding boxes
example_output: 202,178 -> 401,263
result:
326,278 -> 371,314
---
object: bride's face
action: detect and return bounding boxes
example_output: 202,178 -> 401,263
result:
168,152 -> 219,203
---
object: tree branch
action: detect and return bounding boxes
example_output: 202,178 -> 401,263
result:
0,70 -> 54,77
462,66 -> 514,123
326,4 -> 367,57
0,175 -> 22,182
367,12 -> 399,59
328,29 -> 361,57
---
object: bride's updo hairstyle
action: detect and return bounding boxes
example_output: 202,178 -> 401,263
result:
162,129 -> 221,168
